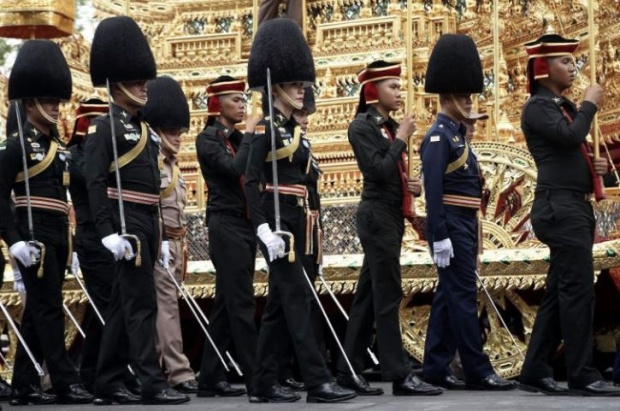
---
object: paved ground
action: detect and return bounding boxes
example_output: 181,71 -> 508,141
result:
5,383 -> 619,411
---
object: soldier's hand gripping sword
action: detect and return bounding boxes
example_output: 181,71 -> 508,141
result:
0,300 -> 44,376
14,101 -> 45,278
317,267 -> 380,366
265,68 -> 361,384
105,79 -> 141,267
159,264 -> 237,375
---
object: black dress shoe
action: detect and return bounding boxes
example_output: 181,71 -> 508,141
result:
197,381 -> 246,397
467,374 -> 518,391
9,385 -> 56,405
569,380 -> 620,397
0,378 -> 12,401
336,373 -> 384,396
173,380 -> 199,394
393,373 -> 444,396
125,378 -> 142,396
248,385 -> 301,403
142,387 -> 190,405
280,377 -> 306,391
57,383 -> 95,404
424,374 -> 466,390
519,377 -> 569,395
306,382 -> 357,403
94,387 -> 141,405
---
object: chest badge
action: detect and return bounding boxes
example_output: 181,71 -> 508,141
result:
125,132 -> 140,142
452,136 -> 459,142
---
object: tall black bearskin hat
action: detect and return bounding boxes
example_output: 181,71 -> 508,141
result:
205,75 -> 246,126
6,101 -> 25,136
90,16 -> 157,87
425,34 -> 483,94
8,40 -> 72,101
524,31 -> 578,94
247,18 -> 315,90
355,60 -> 401,116
303,87 -> 316,115
68,98 -> 107,147
143,76 -> 190,132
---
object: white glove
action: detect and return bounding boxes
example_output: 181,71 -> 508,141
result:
9,241 -> 40,268
101,234 -> 134,261
71,252 -> 80,275
12,268 -> 26,294
159,241 -> 170,269
433,238 -> 454,268
257,223 -> 286,262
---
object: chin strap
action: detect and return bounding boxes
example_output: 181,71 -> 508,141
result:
158,130 -> 180,156
34,99 -> 59,125
449,94 -> 471,120
274,84 -> 303,110
118,83 -> 147,107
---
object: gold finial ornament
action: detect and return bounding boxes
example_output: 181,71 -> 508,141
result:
0,0 -> 75,39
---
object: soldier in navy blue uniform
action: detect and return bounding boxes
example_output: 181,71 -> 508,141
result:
420,34 -> 517,392
336,60 -> 441,397
517,31 -> 620,397
85,16 -> 189,405
196,75 -> 258,397
245,19 -> 356,404
0,40 -> 93,405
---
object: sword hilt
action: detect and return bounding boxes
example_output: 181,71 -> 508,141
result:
275,230 -> 295,263
27,241 -> 45,278
121,234 -> 141,267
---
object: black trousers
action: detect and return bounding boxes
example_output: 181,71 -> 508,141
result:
337,200 -> 409,381
199,211 -> 257,390
94,207 -> 168,397
75,223 -> 125,389
252,200 -> 331,392
521,191 -> 601,388
422,207 -> 493,382
278,235 -> 327,381
12,211 -> 80,392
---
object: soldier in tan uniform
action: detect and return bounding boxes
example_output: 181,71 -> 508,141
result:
143,76 -> 198,394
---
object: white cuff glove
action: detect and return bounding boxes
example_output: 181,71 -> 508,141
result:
9,241 -> 40,268
71,252 -> 80,275
257,223 -> 286,262
101,234 -> 134,261
12,267 -> 25,294
159,241 -> 170,269
433,238 -> 454,268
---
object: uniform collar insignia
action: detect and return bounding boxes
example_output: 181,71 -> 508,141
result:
552,97 -> 563,105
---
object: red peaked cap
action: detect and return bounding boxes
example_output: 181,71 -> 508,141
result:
525,33 -> 579,93
357,63 -> 401,105
206,79 -> 246,116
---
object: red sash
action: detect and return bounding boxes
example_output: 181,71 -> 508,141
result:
222,133 -> 250,218
558,106 -> 605,202
382,125 -> 415,219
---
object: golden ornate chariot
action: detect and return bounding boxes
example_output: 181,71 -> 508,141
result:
1,0 -> 620,380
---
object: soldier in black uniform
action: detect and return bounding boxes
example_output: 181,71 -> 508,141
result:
245,19 -> 356,403
420,34 -> 516,392
277,87 -> 327,390
196,76 -> 258,397
517,31 -> 620,397
0,40 -> 93,405
67,98 -> 140,402
335,60 -> 441,397
85,16 -> 189,405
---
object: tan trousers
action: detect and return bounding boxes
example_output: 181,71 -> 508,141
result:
258,0 -> 302,27
153,238 -> 195,385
